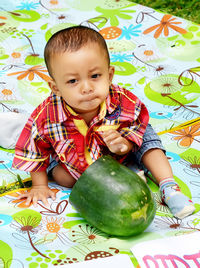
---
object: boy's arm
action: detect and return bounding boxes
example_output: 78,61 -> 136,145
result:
18,171 -> 56,207
116,87 -> 149,150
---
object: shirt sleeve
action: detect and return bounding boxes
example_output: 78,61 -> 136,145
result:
12,114 -> 53,172
118,88 -> 149,151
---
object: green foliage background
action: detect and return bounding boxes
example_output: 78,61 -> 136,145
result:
131,0 -> 200,23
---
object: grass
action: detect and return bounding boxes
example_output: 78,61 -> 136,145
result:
0,175 -> 32,195
131,0 -> 200,24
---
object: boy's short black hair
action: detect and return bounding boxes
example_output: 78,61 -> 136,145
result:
44,25 -> 110,78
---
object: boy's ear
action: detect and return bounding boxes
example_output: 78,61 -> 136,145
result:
109,66 -> 115,85
48,80 -> 61,96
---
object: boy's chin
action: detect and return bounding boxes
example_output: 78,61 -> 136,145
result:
74,106 -> 100,114
75,101 -> 101,113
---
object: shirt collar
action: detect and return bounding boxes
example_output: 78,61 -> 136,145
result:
106,85 -> 120,114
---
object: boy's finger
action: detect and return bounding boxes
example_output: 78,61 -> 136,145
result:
102,129 -> 117,138
17,193 -> 27,199
110,136 -> 122,145
103,132 -> 119,143
41,197 -> 49,207
50,191 -> 56,200
120,144 -> 128,152
32,196 -> 38,207
25,196 -> 32,206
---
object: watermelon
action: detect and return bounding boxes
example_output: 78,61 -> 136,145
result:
69,155 -> 156,237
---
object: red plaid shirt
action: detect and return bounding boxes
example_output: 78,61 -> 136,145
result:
13,84 -> 149,179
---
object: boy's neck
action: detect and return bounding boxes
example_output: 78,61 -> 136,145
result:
79,107 -> 100,125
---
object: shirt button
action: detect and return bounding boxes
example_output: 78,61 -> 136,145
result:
59,154 -> 66,162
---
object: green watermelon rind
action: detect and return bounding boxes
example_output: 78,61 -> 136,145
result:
69,155 -> 156,237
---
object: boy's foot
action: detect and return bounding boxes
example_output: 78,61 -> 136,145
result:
160,178 -> 195,219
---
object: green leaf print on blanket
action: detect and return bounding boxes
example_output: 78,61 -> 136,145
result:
10,10 -> 41,22
111,61 -> 136,76
0,240 -> 13,268
144,74 -> 200,107
95,6 -> 136,26
156,23 -> 200,62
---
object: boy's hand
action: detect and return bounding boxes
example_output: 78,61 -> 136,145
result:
102,129 -> 133,155
17,185 -> 56,207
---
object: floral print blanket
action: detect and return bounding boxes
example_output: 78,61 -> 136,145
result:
0,0 -> 200,267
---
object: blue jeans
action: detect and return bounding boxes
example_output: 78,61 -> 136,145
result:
123,123 -> 165,172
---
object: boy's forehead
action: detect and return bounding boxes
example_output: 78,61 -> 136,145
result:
49,42 -> 109,76
67,41 -> 106,53
50,42 -> 109,64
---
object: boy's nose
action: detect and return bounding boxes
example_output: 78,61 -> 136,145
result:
81,81 -> 94,94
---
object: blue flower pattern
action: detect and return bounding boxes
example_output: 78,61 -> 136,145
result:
110,53 -> 133,62
16,1 -> 40,10
118,24 -> 142,40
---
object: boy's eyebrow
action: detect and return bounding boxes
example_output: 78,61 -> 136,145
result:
63,67 -> 102,77
64,72 -> 77,76
89,67 -> 101,72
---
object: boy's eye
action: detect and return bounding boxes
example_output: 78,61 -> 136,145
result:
68,79 -> 77,84
91,74 -> 100,79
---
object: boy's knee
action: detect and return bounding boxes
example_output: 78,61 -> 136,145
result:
52,164 -> 76,188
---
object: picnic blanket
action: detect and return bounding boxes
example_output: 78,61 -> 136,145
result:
0,0 -> 200,267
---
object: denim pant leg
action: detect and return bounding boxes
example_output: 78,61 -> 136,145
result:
46,156 -> 59,178
124,124 -> 166,172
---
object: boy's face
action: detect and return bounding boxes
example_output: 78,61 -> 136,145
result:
48,42 -> 114,117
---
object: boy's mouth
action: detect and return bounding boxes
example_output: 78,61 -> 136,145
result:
82,95 -> 97,102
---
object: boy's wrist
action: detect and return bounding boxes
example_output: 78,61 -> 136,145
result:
31,184 -> 49,188
30,170 -> 49,186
